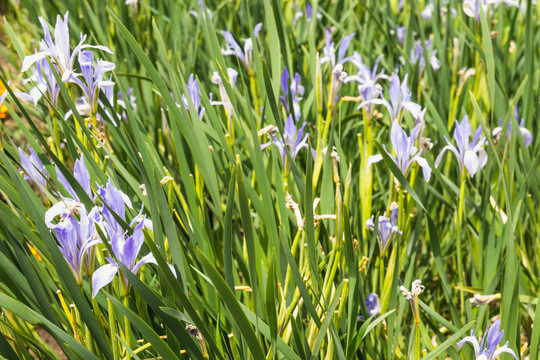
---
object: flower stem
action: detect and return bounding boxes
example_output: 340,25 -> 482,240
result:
456,173 -> 467,313
123,294 -> 131,360
413,323 -> 421,360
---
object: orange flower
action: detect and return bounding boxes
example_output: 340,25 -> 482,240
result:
28,244 -> 43,262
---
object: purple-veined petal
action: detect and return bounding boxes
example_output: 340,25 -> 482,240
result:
73,155 -> 92,199
434,143 -> 459,168
463,150 -> 479,177
520,127 -> 533,147
56,165 -> 77,201
131,252 -> 157,275
253,23 -> 263,38
21,52 -> 47,72
490,343 -> 519,360
366,215 -> 375,230
457,331 -> 481,353
365,293 -> 380,317
337,33 -> 355,64
401,101 -> 422,119
390,207 -> 398,226
92,264 -> 119,297
414,156 -> 432,181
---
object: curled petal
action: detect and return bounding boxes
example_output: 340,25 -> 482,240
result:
131,252 -> 157,275
366,154 -> 383,173
21,52 -> 47,72
434,143 -> 459,168
92,264 -> 118,298
491,343 -> 519,360
457,332 -> 480,354
45,201 -> 69,228
520,127 -> 533,147
414,156 -> 432,181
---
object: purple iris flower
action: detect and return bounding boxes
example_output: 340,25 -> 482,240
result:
492,107 -> 532,147
97,179 -> 133,241
21,12 -> 112,74
92,180 -> 156,297
63,50 -> 115,118
181,74 -> 206,119
56,154 -> 93,202
23,58 -> 61,107
360,73 -> 421,122
92,215 -> 156,297
346,54 -> 388,118
367,120 -> 432,181
19,147 -> 48,192
396,26 -> 406,45
320,29 -> 355,67
53,205 -> 101,285
280,66 -> 304,121
328,64 -> 348,108
347,54 -> 389,84
435,115 -> 487,178
409,39 -> 441,73
292,3 -> 321,25
366,207 -> 401,253
457,320 -> 518,360
365,293 -> 381,317
45,154 -> 95,228
262,114 -> 309,166
211,68 -> 238,117
221,23 -> 262,72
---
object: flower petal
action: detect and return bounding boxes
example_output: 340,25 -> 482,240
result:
92,264 -> 118,298
414,156 -> 432,181
366,154 -> 383,173
463,150 -> 479,177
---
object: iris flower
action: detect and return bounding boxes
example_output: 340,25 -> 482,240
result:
63,50 -> 115,118
23,58 -> 61,107
409,39 -> 441,73
280,66 -> 304,121
365,293 -> 381,317
19,147 -> 48,192
221,23 -> 262,72
262,114 -> 309,166
367,120 -> 432,181
366,207 -> 401,253
361,73 -> 421,122
181,74 -> 206,119
211,68 -> 238,118
92,215 -> 157,297
435,115 -> 487,178
21,12 -> 112,74
45,154 -> 94,228
92,181 -> 158,297
320,29 -> 355,67
457,320 -> 518,360
492,107 -> 532,147
346,54 -> 388,118
53,205 -> 101,285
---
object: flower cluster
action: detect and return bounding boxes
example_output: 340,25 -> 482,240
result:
19,12 -> 125,126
